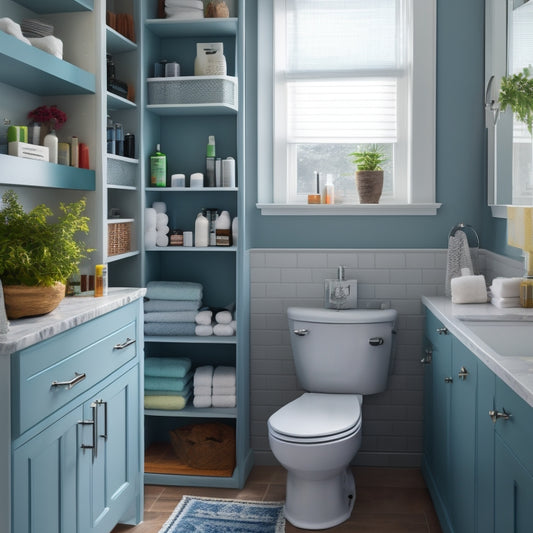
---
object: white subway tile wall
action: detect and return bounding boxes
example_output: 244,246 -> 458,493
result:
249,248 -> 522,467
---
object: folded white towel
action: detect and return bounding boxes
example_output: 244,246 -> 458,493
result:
491,297 -> 522,309
213,366 -> 236,388
195,309 -> 213,325
0,18 -> 31,45
215,310 -> 232,324
451,274 -> 488,304
156,212 -> 169,229
194,386 -> 212,396
213,323 -> 234,336
28,35 -> 63,59
195,324 -> 213,336
490,277 -> 522,298
212,395 -> 236,408
230,320 -> 236,332
145,208 -> 157,230
145,230 -> 157,249
193,395 -> 211,408
156,232 -> 168,247
144,311 -> 197,323
152,201 -> 167,213
213,386 -> 235,395
194,365 -> 214,387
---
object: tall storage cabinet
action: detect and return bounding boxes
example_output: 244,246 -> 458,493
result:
140,2 -> 252,489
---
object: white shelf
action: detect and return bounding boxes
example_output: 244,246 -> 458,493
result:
146,187 -> 237,192
107,250 -> 140,263
145,406 -> 237,418
145,17 -> 238,38
107,153 -> 139,164
106,26 -> 137,54
107,91 -> 136,110
144,335 -> 237,344
145,246 -> 237,252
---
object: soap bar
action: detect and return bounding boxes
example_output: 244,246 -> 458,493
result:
451,275 -> 488,304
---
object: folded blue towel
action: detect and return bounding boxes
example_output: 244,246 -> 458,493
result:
144,322 -> 196,336
145,357 -> 192,378
144,299 -> 202,312
146,281 -> 203,301
145,380 -> 192,396
144,311 -> 198,323
144,372 -> 193,393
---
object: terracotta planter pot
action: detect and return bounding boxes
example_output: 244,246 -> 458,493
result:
2,282 -> 65,320
356,170 -> 384,204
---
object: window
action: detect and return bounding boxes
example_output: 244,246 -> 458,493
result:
257,0 -> 439,215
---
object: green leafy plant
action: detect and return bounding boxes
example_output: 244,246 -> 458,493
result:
0,190 -> 92,287
349,144 -> 387,171
499,66 -> 533,135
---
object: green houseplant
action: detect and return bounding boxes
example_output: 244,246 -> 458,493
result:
349,144 -> 388,204
499,66 -> 533,135
0,190 -> 91,319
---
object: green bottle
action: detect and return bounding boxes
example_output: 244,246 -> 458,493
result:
150,144 -> 166,187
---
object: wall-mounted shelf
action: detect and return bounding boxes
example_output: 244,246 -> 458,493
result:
146,187 -> 237,192
107,91 -> 136,110
106,26 -> 137,54
107,250 -> 140,263
146,104 -> 237,116
13,0 -> 93,13
144,335 -> 236,344
145,246 -> 237,253
145,18 -> 238,38
145,406 -> 237,418
0,154 -> 95,190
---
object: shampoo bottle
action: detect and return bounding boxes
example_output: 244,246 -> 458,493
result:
150,144 -> 166,187
194,211 -> 209,247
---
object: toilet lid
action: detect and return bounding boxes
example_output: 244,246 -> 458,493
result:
268,393 -> 361,441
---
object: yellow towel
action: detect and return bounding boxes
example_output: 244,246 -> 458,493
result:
144,393 -> 190,410
507,206 -> 533,275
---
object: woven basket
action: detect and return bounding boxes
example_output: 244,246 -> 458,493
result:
169,422 -> 236,471
108,221 -> 132,256
2,282 -> 65,319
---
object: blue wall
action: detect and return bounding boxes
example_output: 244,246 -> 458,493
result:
244,0 -> 511,253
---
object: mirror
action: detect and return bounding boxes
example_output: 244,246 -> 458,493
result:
486,0 -> 533,213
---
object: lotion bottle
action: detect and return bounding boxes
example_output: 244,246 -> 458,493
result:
194,211 -> 209,247
322,174 -> 334,204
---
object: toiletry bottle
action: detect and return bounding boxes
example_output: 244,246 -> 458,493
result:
216,210 -> 232,246
207,135 -> 216,157
44,128 -> 58,164
322,174 -> 334,204
150,144 -> 166,187
94,264 -> 108,297
308,170 -> 321,204
520,251 -> 533,308
106,116 -> 115,154
194,211 -> 209,247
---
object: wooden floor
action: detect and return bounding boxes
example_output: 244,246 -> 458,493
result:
112,466 -> 443,533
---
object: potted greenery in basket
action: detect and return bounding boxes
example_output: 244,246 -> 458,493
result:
499,66 -> 533,135
0,190 -> 92,319
349,144 -> 388,204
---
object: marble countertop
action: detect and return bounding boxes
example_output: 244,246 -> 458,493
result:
0,287 -> 146,356
422,296 -> 533,408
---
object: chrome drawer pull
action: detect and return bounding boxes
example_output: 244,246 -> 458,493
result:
96,399 -> 108,440
458,366 -> 469,380
79,403 -> 98,458
113,337 -> 136,350
489,408 -> 512,424
436,327 -> 449,335
444,377 -> 453,383
51,372 -> 86,390
421,348 -> 433,365
293,329 -> 309,336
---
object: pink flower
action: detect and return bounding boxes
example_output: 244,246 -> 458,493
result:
28,105 -> 68,130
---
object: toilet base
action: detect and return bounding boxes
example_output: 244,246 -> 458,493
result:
284,467 -> 356,530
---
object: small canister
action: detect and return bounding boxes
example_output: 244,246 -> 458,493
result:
169,229 -> 184,246
154,60 -> 167,77
124,133 -> 135,158
165,62 -> 180,77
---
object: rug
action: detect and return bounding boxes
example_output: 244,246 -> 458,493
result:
159,495 -> 285,533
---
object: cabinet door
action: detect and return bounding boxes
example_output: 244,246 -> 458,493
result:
12,405 -> 83,533
79,367 -> 140,533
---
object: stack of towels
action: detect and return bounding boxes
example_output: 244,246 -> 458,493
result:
193,365 -> 236,408
489,277 -> 522,308
195,306 -> 237,337
165,0 -> 204,20
145,202 -> 169,249
144,357 -> 192,410
0,17 -> 63,58
144,281 -> 203,336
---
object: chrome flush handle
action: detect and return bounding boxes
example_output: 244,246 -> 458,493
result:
293,329 -> 309,336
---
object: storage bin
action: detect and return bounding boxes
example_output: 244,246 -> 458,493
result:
108,220 -> 132,256
147,75 -> 238,107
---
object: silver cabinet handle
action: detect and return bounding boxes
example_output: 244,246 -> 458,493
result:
51,371 -> 86,390
444,377 -> 453,383
421,348 -> 433,365
96,399 -> 108,440
293,329 -> 309,336
79,402 -> 98,458
436,327 -> 449,335
489,408 -> 512,423
458,366 -> 469,380
113,337 -> 136,350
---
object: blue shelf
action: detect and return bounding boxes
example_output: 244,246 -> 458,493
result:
145,18 -> 238,38
144,335 -> 237,344
146,103 -> 237,116
145,246 -> 237,253
106,26 -> 137,54
107,91 -> 136,110
0,32 -> 95,95
146,187 -> 237,192
0,154 -> 95,190
13,0 -> 93,12
145,406 -> 237,418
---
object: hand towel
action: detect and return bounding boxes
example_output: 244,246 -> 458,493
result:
490,277 -> 522,298
193,385 -> 212,396
156,212 -> 169,229
144,311 -> 198,323
195,309 -> 213,325
194,365 -> 214,387
212,366 -> 236,388
144,322 -> 196,336
0,18 -> 31,44
215,310 -> 232,324
195,324 -> 213,336
451,274 -> 488,304
145,208 -> 157,230
491,297 -> 521,309
146,281 -> 203,301
144,392 -> 190,410
213,323 -> 234,336
230,320 -> 237,333
152,201 -> 167,213
144,299 -> 202,312
145,357 -> 192,378
144,373 -> 192,393
156,232 -> 169,247
212,395 -> 236,408
445,230 -> 474,296
212,386 -> 236,395
193,395 -> 212,408
145,230 -> 157,249
28,35 -> 63,59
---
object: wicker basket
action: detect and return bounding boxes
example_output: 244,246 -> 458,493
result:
2,282 -> 65,319
108,221 -> 132,256
169,422 -> 236,471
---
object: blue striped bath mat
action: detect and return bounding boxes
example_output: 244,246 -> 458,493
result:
159,495 -> 285,533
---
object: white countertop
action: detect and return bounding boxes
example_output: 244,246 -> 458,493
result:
0,287 -> 146,356
422,296 -> 533,408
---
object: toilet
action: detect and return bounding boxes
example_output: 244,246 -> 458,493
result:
268,306 -> 397,530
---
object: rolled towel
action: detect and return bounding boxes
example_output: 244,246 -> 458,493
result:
144,393 -> 190,410
156,212 -> 169,228
146,281 -> 203,301
144,311 -> 198,323
193,395 -> 212,408
212,366 -> 236,388
144,322 -> 196,336
28,35 -> 63,59
490,277 -> 522,298
144,299 -> 202,312
195,309 -> 213,325
145,208 -> 157,230
212,386 -> 235,395
451,274 -> 488,304
145,357 -> 192,378
156,232 -> 169,247
0,18 -> 31,44
211,395 -> 236,408
215,310 -> 232,324
491,297 -> 522,309
144,374 -> 192,393
194,365 -> 213,387
145,231 -> 157,249
194,385 -> 212,396
213,323 -> 234,336
230,320 -> 237,333
195,324 -> 213,336
152,201 -> 167,213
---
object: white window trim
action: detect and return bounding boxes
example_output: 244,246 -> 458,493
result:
257,0 -> 441,216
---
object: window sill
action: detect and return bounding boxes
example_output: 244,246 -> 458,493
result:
256,203 -> 442,216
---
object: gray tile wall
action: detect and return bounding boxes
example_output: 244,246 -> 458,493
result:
249,248 -> 522,467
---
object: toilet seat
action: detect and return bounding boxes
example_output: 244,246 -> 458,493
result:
268,393 -> 362,444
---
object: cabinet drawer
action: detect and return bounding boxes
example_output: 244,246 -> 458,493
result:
12,304 -> 138,436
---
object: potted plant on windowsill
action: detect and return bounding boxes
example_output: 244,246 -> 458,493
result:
0,190 -> 92,319
349,144 -> 388,204
498,66 -> 533,134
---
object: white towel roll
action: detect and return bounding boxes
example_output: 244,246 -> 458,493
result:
451,274 -> 488,304
213,323 -> 234,336
230,320 -> 237,333
490,277 -> 522,298
145,208 -> 157,230
211,395 -> 236,408
195,309 -> 212,325
156,233 -> 169,247
145,231 -> 157,249
152,201 -> 167,213
156,225 -> 169,235
215,310 -> 232,324
156,212 -> 169,229
213,386 -> 235,395
212,366 -> 236,388
195,324 -> 213,336
194,365 -> 214,387
194,386 -> 212,396
193,395 -> 212,408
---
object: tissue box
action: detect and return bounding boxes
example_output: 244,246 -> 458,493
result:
8,142 -> 49,162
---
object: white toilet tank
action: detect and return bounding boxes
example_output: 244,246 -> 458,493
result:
287,307 -> 397,395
